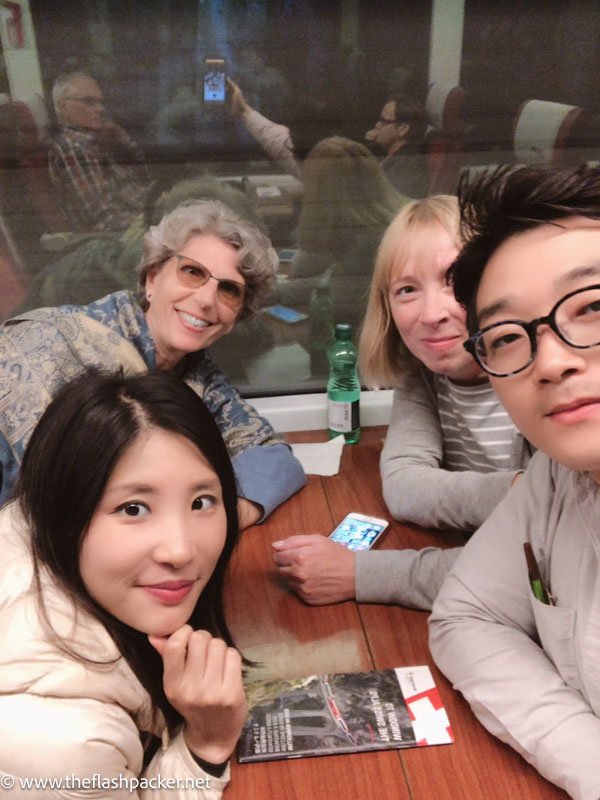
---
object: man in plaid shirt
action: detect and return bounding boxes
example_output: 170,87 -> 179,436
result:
49,71 -> 151,232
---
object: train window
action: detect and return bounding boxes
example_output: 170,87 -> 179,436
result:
1,0 -> 599,403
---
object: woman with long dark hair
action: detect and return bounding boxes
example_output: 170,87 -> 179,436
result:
0,370 -> 246,798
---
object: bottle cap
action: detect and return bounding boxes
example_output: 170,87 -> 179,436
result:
335,323 -> 352,339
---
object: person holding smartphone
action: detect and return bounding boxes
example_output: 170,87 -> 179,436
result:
273,195 -> 530,608
226,78 -> 301,180
430,163 -> 600,800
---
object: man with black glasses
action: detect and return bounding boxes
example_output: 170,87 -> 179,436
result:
49,70 -> 150,232
430,163 -> 600,800
364,94 -> 429,198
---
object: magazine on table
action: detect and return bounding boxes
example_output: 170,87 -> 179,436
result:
238,665 -> 453,763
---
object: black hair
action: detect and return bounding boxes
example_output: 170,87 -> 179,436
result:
18,369 -> 240,734
389,94 -> 427,144
451,163 -> 600,333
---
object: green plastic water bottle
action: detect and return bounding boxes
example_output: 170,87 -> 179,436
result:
327,323 -> 360,444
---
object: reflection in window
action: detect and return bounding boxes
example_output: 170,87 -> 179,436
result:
0,0 -> 598,397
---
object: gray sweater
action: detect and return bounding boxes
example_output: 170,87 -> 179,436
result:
430,452 -> 600,800
355,369 -> 532,609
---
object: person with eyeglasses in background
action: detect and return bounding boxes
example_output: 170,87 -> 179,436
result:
365,94 -> 430,199
430,163 -> 600,800
49,69 -> 152,232
0,199 -> 306,526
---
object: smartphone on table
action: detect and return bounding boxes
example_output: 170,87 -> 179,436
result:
203,57 -> 226,104
263,305 -> 308,324
329,513 -> 389,551
278,248 -> 297,263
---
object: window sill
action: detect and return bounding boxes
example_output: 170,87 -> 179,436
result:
249,390 -> 393,433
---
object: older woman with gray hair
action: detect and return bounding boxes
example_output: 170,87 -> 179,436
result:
0,199 -> 306,523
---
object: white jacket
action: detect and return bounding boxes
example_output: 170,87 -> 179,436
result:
0,504 -> 229,799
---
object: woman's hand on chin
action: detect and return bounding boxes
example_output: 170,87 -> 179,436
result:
149,625 -> 247,763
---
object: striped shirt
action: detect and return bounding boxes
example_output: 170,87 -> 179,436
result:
433,374 -> 517,472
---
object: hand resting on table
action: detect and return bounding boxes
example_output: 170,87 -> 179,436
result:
272,534 -> 356,605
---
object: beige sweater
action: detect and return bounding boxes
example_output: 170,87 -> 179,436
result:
431,452 -> 600,800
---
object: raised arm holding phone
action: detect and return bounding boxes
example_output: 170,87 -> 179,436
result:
226,77 -> 301,179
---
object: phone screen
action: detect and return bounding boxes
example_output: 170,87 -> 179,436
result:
263,305 -> 308,324
203,59 -> 226,103
329,514 -> 388,551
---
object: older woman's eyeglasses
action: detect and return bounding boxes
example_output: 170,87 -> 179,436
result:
465,284 -> 600,377
173,254 -> 246,311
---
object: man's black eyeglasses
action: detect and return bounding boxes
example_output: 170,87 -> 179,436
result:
464,284 -> 600,377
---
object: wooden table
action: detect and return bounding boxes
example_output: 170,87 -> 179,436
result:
224,428 -> 568,799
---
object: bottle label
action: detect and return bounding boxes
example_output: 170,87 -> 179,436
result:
328,399 -> 360,432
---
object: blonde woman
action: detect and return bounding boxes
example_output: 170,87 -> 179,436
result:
276,136 -> 405,332
273,196 -> 530,609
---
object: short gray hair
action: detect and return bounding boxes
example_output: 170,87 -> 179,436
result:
51,71 -> 94,112
137,199 -> 278,319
